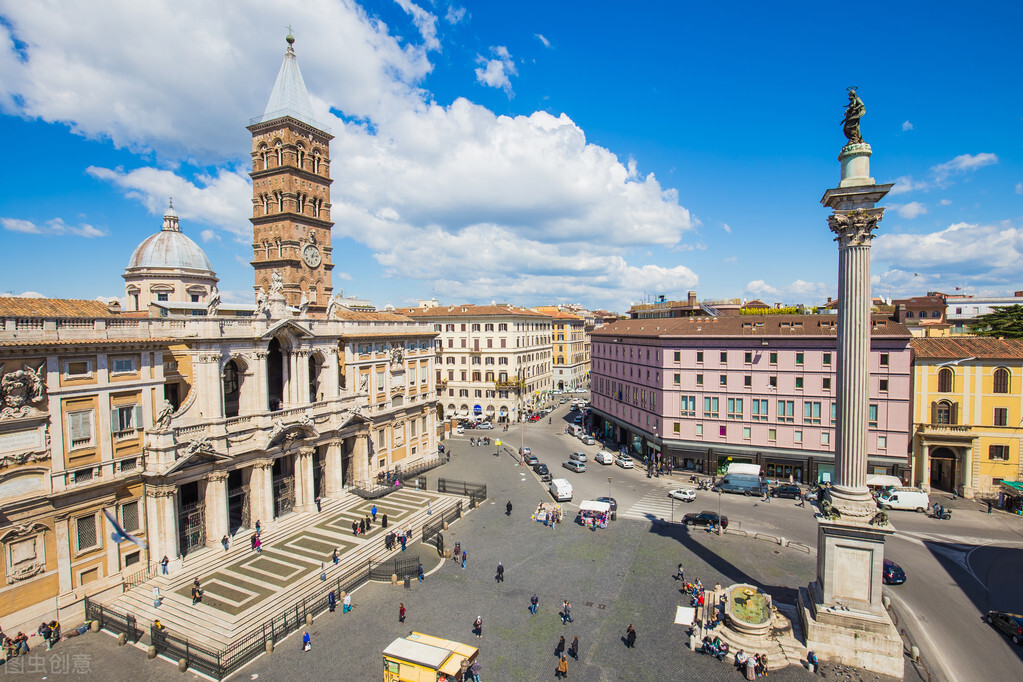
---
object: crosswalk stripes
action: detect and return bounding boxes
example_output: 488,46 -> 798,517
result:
620,489 -> 693,523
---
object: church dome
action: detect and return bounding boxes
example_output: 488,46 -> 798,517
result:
126,202 -> 214,273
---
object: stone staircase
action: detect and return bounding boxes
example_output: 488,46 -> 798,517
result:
106,489 -> 467,649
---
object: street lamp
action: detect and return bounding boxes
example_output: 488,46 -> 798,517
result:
717,487 -> 723,536
608,476 -> 613,520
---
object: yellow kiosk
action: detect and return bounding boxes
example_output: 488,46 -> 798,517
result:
382,632 -> 479,682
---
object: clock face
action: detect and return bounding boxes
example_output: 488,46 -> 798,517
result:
302,244 -> 321,268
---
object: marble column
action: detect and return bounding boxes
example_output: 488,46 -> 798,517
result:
204,471 -> 230,546
324,438 -> 345,497
354,434 -> 370,487
144,485 -> 179,561
294,446 -> 316,512
248,459 -> 275,528
294,350 -> 311,404
253,351 -> 270,413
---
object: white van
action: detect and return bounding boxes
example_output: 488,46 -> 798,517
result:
549,478 -> 573,502
877,487 -> 929,512
566,425 -> 583,437
594,451 -> 615,465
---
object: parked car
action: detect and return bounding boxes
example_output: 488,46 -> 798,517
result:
524,454 -> 538,466
770,484 -> 802,499
877,488 -> 929,513
455,426 -> 464,435
668,488 -> 696,502
986,611 -> 1023,645
615,455 -> 634,469
683,511 -> 728,529
882,559 -> 906,585
594,451 -> 615,465
573,415 -> 582,424
578,434 -> 595,445
559,398 -> 568,404
519,447 -> 532,456
473,421 -> 494,430
535,464 -> 552,481
563,460 -> 586,473
569,451 -> 587,463
596,496 -> 618,512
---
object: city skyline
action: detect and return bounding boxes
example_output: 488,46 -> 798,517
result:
0,0 -> 1020,311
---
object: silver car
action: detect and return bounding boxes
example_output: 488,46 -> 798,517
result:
563,460 -> 586,473
569,451 -> 588,463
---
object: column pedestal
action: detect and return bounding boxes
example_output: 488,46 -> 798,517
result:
324,439 -> 344,497
144,485 -> 179,561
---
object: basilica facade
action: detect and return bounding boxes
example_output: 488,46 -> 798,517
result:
0,36 -> 438,633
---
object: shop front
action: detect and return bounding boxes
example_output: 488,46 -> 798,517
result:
763,458 -> 805,484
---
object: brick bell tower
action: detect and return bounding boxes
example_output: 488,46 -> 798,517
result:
248,33 -> 334,313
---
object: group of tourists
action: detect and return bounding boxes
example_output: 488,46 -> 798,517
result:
734,649 -> 769,678
384,530 -> 409,551
469,437 -> 491,447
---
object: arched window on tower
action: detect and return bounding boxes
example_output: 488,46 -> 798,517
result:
312,150 -> 321,174
261,194 -> 270,215
937,367 -> 954,393
275,141 -> 283,166
296,144 -> 305,169
276,191 -> 284,212
259,145 -> 269,170
296,194 -> 305,214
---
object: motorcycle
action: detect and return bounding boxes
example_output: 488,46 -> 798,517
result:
931,507 -> 952,520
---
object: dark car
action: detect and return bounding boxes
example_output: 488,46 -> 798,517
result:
535,464 -> 552,482
770,484 -> 802,499
986,611 -> 1023,645
595,496 -> 618,512
882,559 -> 906,585
524,454 -> 538,466
682,511 -> 728,529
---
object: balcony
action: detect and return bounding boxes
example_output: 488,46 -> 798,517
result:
917,423 -> 976,444
495,378 -> 525,391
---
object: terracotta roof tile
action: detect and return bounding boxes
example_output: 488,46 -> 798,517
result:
592,314 -> 911,339
332,309 -> 415,322
402,304 -> 552,318
911,337 -> 1023,359
0,297 -> 114,318
0,337 -> 174,349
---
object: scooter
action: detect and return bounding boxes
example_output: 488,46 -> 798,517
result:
931,507 -> 952,520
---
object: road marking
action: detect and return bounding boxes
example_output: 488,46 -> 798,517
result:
620,490 -> 690,522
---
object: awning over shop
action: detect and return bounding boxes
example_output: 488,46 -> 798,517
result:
578,500 -> 611,514
1000,480 -> 1023,492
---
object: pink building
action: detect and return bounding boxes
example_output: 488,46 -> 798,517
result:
589,315 -> 912,482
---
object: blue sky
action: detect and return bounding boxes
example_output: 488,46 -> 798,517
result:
1,0 -> 1020,311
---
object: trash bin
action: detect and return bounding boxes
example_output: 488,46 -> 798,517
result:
611,511 -> 617,521
404,575 -> 411,589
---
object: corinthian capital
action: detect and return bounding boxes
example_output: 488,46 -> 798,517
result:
828,208 -> 885,247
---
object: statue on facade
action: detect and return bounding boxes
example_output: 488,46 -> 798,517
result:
154,399 -> 176,430
0,362 -> 46,420
842,86 -> 866,145
298,290 -> 310,315
255,287 -> 269,316
389,345 -> 405,367
326,293 -> 341,319
207,286 -> 221,316
269,269 -> 284,297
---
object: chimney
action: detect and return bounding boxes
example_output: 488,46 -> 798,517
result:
893,303 -> 906,323
687,291 -> 697,306
107,300 -> 122,315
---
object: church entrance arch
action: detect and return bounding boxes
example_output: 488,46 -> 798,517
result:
223,359 -> 243,418
272,455 -> 295,518
929,446 -> 958,492
267,338 -> 284,410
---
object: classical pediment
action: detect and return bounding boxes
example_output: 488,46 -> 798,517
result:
164,437 -> 232,475
261,319 -> 314,340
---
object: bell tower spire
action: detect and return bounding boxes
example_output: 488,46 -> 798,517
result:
247,33 -> 334,314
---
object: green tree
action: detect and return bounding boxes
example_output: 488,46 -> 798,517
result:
969,304 -> 1023,338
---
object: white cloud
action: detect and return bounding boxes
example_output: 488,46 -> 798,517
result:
10,291 -> 46,298
535,33 -> 550,48
475,46 -> 517,95
940,198 -> 952,206
445,5 -> 466,24
889,175 -> 929,196
744,279 -> 831,304
901,121 -> 913,131
335,272 -> 354,281
1015,182 -> 1022,195
931,152 -> 998,181
896,201 -> 927,220
200,229 -> 220,243
1,216 -> 105,237
723,256 -> 737,264
720,222 -> 732,233
394,0 -> 440,51
86,166 -> 251,237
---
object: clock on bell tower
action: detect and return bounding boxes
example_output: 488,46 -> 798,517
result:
248,34 -> 334,314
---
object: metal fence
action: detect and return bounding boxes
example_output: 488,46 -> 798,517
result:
437,478 -> 487,506
369,555 -> 421,582
151,625 -> 222,678
123,560 -> 161,592
84,596 -> 143,643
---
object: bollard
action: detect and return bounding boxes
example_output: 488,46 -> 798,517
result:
118,632 -> 127,646
391,573 -> 398,586
178,658 -> 188,672
443,521 -> 449,530
305,613 -> 313,627
265,640 -> 274,654
882,595 -> 891,609
911,645 -> 920,662
689,632 -> 698,650
147,645 -> 157,659
90,620 -> 101,632
778,536 -> 785,545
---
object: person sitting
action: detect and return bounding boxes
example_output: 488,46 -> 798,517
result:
700,636 -> 714,654
713,638 -> 729,661
735,649 -> 749,667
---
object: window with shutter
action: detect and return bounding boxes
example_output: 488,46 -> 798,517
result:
993,368 -> 1009,394
76,515 -> 98,552
121,501 -> 140,533
937,368 -> 953,393
68,411 -> 93,448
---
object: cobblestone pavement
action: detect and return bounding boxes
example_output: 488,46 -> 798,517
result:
41,436 -> 922,681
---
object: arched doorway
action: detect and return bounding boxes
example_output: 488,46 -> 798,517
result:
929,446 -> 957,492
223,359 -> 242,418
308,353 -> 323,403
267,338 -> 284,411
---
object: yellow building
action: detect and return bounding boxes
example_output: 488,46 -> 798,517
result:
911,337 -> 1023,499
535,307 -> 588,391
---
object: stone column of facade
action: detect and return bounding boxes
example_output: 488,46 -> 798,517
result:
294,446 -> 316,512
204,470 -> 230,546
144,485 -> 178,561
322,348 -> 340,399
294,349 -> 311,404
353,434 -> 370,487
284,351 -> 297,406
323,438 -> 345,497
253,351 -> 270,413
248,459 -> 275,528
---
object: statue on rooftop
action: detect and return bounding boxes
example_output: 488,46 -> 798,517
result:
842,87 -> 866,145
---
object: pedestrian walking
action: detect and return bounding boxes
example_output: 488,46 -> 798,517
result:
676,563 -> 685,581
797,494 -> 805,508
988,500 -> 993,514
160,555 -> 169,575
462,550 -> 467,568
418,563 -> 424,582
359,519 -> 365,535
555,636 -> 565,657
254,535 -> 262,553
352,520 -> 359,536
506,500 -> 513,515
562,600 -> 573,623
382,514 -> 388,528
556,654 -> 568,679
222,534 -> 229,551
625,624 -> 636,648
762,490 -> 771,503
343,593 -> 352,613
473,615 -> 483,639
255,519 -> 261,537
401,533 -> 408,551
530,594 -> 539,614
332,548 -> 339,564
569,636 -> 579,660
496,562 -> 504,583
302,631 -> 311,652
365,515 -> 372,530
399,603 -> 406,623
328,590 -> 336,612
191,580 -> 203,605
372,505 -> 378,522
315,496 -> 322,512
